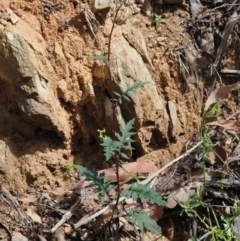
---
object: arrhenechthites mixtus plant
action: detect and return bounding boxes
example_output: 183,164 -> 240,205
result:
74,83 -> 166,235
74,0 -> 166,238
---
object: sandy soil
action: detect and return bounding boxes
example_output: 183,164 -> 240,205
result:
0,0 -> 209,239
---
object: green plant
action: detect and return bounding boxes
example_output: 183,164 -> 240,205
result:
179,187 -> 238,240
74,1 -> 166,237
201,101 -> 221,158
65,163 -> 74,175
74,84 -> 166,233
179,100 -> 240,240
74,82 -> 166,233
114,82 -> 149,106
100,117 -> 136,162
74,165 -> 114,200
200,101 -> 221,184
154,14 -> 165,27
97,128 -> 106,141
125,208 -> 162,234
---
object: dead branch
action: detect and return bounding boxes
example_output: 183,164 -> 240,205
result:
50,198 -> 82,233
221,69 -> 240,75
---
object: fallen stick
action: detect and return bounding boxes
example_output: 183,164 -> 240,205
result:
50,198 -> 81,233
221,69 -> 240,75
142,141 -> 202,185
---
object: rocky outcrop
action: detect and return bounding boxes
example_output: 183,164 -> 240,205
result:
0,22 -> 70,139
0,15 -> 168,154
93,25 -> 169,153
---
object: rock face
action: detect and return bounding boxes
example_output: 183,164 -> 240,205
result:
0,0 -> 204,195
0,19 -> 168,154
93,25 -> 168,153
111,28 -> 165,125
0,23 -> 70,139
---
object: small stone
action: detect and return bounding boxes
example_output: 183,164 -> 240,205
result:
9,210 -> 15,218
26,206 -> 42,224
0,19 -> 8,27
158,42 -> 166,46
93,0 -> 112,10
156,27 -> 162,33
1,12 -> 10,21
157,37 -> 167,42
12,232 -> 28,241
132,6 -> 140,14
6,8 -> 19,24
153,59 -> 160,66
64,224 -> 72,234
142,0 -> 152,16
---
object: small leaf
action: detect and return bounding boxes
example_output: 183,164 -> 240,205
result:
74,165 -> 113,199
101,136 -> 116,161
115,82 -> 150,105
120,86 -> 125,93
126,209 -> 162,235
143,215 -> 162,235
121,184 -> 166,206
120,152 -> 129,160
114,92 -> 121,97
115,133 -> 122,141
204,82 -> 240,111
123,95 -> 130,101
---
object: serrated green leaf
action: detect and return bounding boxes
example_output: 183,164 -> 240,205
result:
123,81 -> 150,100
116,119 -> 136,156
121,184 -> 166,206
74,164 -> 85,173
74,165 -> 113,200
115,133 -> 121,141
122,145 -> 134,151
119,119 -> 135,141
123,95 -> 130,101
114,91 -> 121,97
120,152 -> 129,159
127,81 -> 150,92
132,192 -> 138,200
100,119 -> 136,161
101,136 -> 116,161
125,209 -> 162,235
137,212 -> 162,235
115,82 -> 150,106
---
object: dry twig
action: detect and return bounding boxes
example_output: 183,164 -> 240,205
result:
51,198 -> 82,233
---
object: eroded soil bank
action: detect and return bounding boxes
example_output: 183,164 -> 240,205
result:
0,0 -> 202,194
3,0 -> 231,239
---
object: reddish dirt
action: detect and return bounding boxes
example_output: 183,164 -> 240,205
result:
0,0 -> 202,194
0,0 -> 206,239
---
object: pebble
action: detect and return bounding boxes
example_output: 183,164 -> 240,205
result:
12,232 -> 28,241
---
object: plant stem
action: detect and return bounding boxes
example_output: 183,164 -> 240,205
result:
106,0 -> 126,215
